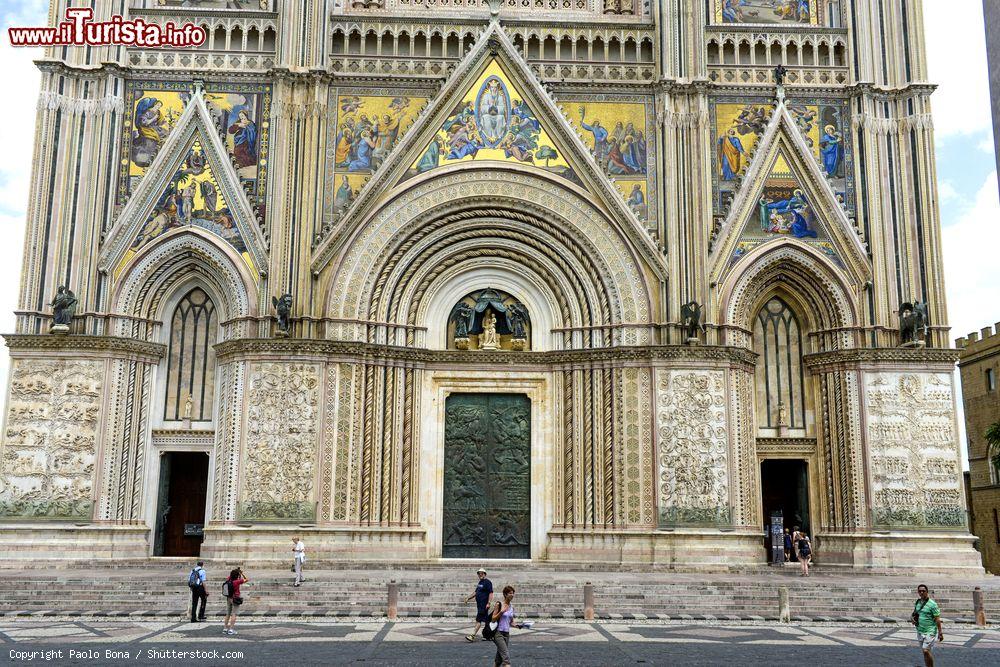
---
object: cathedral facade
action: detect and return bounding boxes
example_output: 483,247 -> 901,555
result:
0,0 -> 981,571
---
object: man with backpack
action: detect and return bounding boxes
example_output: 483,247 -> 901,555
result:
187,561 -> 207,623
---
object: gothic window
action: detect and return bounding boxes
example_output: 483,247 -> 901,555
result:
163,288 -> 218,422
753,297 -> 806,430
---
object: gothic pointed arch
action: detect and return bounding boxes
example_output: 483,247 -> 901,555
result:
108,227 -> 258,338
709,102 -> 871,289
98,90 -> 267,282
311,22 -> 666,282
718,240 -> 860,351
322,167 -> 657,349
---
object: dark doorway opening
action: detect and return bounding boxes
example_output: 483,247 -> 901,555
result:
442,393 -> 530,559
760,459 -> 810,559
153,452 -> 209,557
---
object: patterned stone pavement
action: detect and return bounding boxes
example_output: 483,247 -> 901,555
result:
1,619 -> 999,666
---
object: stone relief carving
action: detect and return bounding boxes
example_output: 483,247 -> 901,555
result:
0,359 -> 103,519
865,372 -> 965,527
240,362 -> 320,521
656,370 -> 731,525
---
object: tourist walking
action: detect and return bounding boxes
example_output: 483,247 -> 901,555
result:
464,568 -> 494,641
292,536 -> 306,586
491,585 -> 523,667
783,528 -> 792,562
797,532 -> 812,576
187,560 -> 207,622
222,567 -> 248,635
790,525 -> 802,562
912,584 -> 944,667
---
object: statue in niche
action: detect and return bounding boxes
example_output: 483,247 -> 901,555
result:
272,293 -> 293,337
50,286 -> 78,333
506,301 -> 529,340
480,310 -> 500,350
899,300 -> 929,347
451,301 -> 474,339
680,300 -> 705,343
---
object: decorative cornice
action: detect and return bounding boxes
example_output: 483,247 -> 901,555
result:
214,338 -> 758,368
3,334 -> 166,361
755,437 -> 817,455
803,347 -> 960,371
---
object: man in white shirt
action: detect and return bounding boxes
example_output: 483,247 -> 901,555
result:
292,537 -> 306,586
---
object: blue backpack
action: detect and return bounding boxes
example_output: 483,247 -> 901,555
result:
188,568 -> 202,588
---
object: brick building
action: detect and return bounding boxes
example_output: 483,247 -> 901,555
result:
957,324 -> 1000,573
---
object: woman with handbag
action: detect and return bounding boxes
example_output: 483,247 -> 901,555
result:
222,567 -> 248,635
490,585 -> 523,667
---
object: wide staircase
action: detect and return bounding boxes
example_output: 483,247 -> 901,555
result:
1,561 -> 997,623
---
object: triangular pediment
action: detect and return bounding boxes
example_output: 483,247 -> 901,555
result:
311,22 -> 667,281
99,91 -> 267,281
709,102 -> 871,285
400,59 -> 577,183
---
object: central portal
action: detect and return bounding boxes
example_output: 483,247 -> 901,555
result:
442,393 -> 530,559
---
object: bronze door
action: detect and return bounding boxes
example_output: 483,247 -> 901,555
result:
443,393 -> 530,559
157,452 -> 209,557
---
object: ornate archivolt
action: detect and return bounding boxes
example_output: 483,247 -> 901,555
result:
98,90 -> 268,283
718,241 -> 859,350
709,101 -> 871,290
324,167 -> 658,347
109,229 -> 258,340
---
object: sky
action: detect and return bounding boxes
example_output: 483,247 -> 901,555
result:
0,2 -> 997,457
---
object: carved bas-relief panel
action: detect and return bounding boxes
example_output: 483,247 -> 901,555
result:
239,363 -> 320,521
0,359 -> 104,519
865,373 -> 965,528
657,370 -> 731,526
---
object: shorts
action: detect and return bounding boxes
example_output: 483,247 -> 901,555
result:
476,608 -> 490,623
917,632 -> 937,650
227,598 -> 239,617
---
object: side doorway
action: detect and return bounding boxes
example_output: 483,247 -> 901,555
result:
153,452 -> 210,557
760,458 -> 810,560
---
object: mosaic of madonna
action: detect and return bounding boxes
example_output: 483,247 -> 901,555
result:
401,61 -> 577,186
118,80 -> 272,219
710,97 -> 854,217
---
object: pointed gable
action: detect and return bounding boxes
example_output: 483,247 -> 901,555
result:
113,138 -> 255,280
100,91 -> 268,281
401,59 -> 577,184
312,22 -> 667,281
709,102 -> 871,286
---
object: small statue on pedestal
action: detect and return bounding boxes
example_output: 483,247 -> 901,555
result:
773,64 -> 788,102
479,309 -> 501,350
506,301 -> 529,350
451,302 -> 474,349
50,286 -> 77,334
899,300 -> 928,347
272,293 -> 293,337
680,300 -> 705,344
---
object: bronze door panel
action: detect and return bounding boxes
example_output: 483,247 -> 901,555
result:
443,393 -> 530,559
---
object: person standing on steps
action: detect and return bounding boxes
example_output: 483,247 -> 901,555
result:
292,536 -> 306,586
790,525 -> 802,562
491,585 -> 524,667
464,568 -> 493,641
912,584 -> 944,667
783,528 -> 792,563
222,567 -> 248,636
797,532 -> 812,576
187,560 -> 207,623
